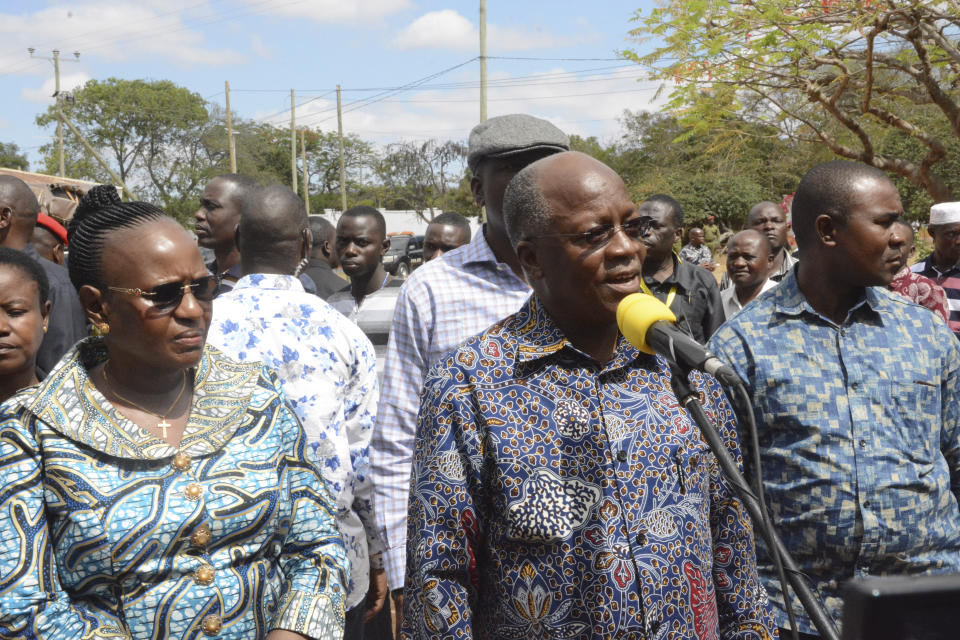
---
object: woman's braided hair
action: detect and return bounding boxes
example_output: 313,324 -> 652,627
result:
68,185 -> 167,291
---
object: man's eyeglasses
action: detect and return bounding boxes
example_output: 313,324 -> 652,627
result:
108,275 -> 217,311
532,216 -> 653,248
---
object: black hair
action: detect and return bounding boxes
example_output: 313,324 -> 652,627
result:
308,215 -> 335,244
68,185 -> 167,291
791,161 -> 891,247
644,194 -> 684,227
0,247 -> 49,306
237,185 -> 306,268
430,211 -> 472,241
503,164 -> 552,248
213,174 -> 261,210
340,205 -> 386,239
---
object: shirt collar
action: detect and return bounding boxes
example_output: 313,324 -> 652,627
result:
20,337 -> 263,460
231,273 -> 305,293
511,296 -> 646,373
645,254 -> 698,291
920,254 -> 960,277
771,267 -> 886,323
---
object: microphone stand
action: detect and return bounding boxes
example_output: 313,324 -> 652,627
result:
669,368 -> 840,640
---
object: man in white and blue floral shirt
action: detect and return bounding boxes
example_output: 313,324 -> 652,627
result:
208,185 -> 385,638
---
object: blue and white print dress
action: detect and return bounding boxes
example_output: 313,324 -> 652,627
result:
0,338 -> 347,639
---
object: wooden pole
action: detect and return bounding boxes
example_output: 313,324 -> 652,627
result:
301,128 -> 310,215
479,0 -> 487,123
225,80 -> 236,172
337,85 -> 347,213
61,115 -> 136,200
290,89 -> 297,192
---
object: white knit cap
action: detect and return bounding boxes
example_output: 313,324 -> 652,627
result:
930,202 -> 960,225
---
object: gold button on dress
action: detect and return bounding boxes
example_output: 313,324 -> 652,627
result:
201,614 -> 222,635
190,523 -> 212,547
171,452 -> 192,471
193,565 -> 215,585
184,483 -> 203,501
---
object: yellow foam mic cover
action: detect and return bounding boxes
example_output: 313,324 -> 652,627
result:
616,293 -> 678,355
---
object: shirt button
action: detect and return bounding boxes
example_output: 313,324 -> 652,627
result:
863,500 -> 871,508
636,531 -> 647,545
201,614 -> 222,636
172,452 -> 192,471
851,382 -> 860,390
193,565 -> 216,586
616,450 -> 628,462
190,523 -> 212,548
184,483 -> 203,501
859,439 -> 867,448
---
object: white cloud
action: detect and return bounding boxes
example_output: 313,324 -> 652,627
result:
0,2 -> 244,73
21,72 -> 92,104
236,0 -> 411,23
393,10 -> 575,52
251,34 -> 272,59
256,67 -> 666,148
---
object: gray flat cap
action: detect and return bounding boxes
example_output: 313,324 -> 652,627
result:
467,114 -> 569,172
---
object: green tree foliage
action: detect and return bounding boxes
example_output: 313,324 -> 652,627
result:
36,78 -> 217,224
0,142 -> 29,170
623,0 -> 960,202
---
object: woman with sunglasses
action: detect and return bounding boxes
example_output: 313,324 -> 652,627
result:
0,196 -> 347,639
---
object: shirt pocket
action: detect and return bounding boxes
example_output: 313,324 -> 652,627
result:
500,466 -> 602,543
886,379 -> 941,466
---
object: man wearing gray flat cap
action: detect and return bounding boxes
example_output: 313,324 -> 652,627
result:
371,113 -> 568,636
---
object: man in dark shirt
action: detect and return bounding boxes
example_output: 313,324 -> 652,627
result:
639,193 -> 723,342
0,176 -> 86,372
304,215 -> 346,299
911,201 -> 960,337
196,174 -> 316,295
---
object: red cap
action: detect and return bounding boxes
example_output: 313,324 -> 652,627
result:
37,213 -> 68,246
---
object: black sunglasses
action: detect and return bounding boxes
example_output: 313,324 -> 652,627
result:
531,216 -> 653,248
108,275 -> 217,311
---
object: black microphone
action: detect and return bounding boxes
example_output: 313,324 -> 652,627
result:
616,293 -> 740,386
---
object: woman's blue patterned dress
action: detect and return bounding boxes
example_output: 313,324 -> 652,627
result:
0,338 -> 347,639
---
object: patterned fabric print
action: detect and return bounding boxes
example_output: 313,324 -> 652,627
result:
910,256 -> 960,335
373,229 -> 531,588
0,339 -> 348,639
402,296 -> 777,640
889,265 -> 950,323
679,243 -> 714,266
208,273 -> 382,611
709,269 -> 960,634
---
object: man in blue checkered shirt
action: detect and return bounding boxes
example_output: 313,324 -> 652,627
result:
709,161 -> 960,639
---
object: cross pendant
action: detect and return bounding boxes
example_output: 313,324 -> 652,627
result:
157,418 -> 171,439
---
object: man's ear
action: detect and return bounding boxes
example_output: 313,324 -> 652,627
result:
815,214 -> 838,247
470,176 -> 485,208
0,206 -> 12,235
301,228 -> 313,262
381,236 -> 391,256
78,284 -> 108,328
233,222 -> 241,251
516,240 -> 541,281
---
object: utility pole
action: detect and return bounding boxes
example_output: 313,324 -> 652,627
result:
336,85 -> 347,212
290,89 -> 297,192
29,48 -> 80,177
61,115 -> 136,200
301,128 -> 310,215
225,81 -> 236,172
479,0 -> 487,122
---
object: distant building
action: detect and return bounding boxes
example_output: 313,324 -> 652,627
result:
0,168 -> 109,225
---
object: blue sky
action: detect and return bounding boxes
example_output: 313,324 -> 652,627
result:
0,1 -> 663,170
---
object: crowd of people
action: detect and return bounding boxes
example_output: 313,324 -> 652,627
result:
0,111 -> 958,640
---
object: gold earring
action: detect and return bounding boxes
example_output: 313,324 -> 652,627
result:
97,322 -> 110,336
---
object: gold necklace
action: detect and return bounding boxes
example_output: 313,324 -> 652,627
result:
102,364 -> 188,439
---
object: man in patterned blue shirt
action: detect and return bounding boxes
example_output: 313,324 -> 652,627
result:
709,161 -> 960,639
403,151 -> 777,639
